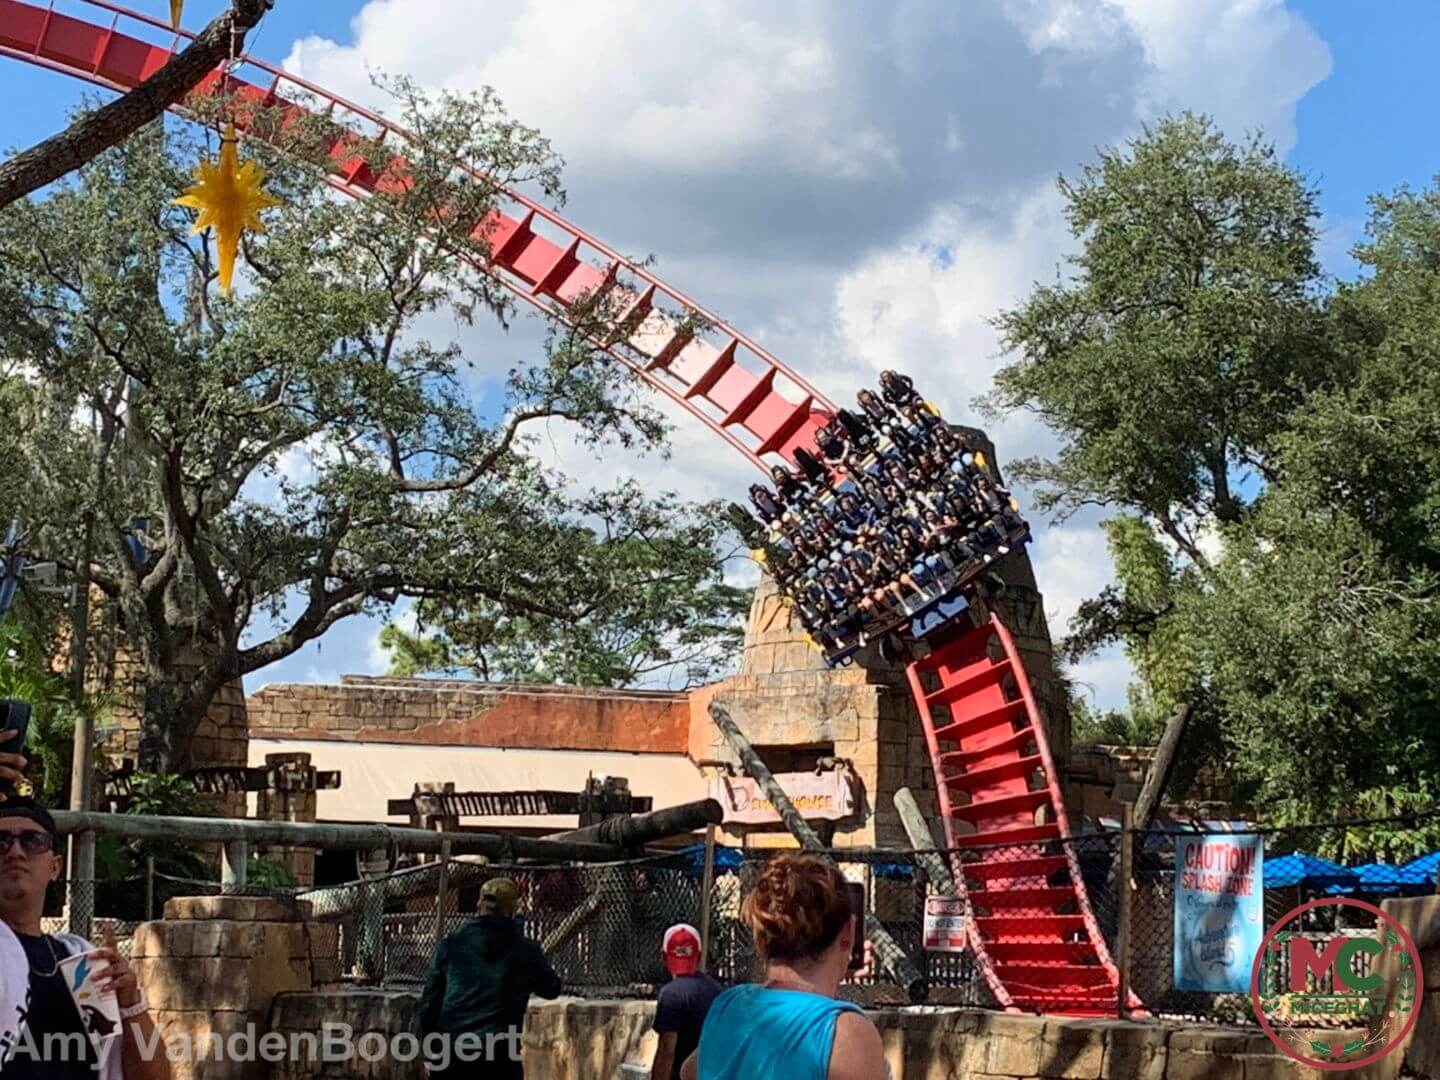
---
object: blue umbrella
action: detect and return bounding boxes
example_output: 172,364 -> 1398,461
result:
1265,852 -> 1357,889
1325,862 -> 1410,896
672,843 -> 744,876
1399,850 -> 1440,886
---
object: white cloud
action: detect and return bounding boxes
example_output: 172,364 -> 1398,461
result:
1008,0 -> 1330,151
830,188 -> 1069,434
1026,519 -> 1116,642
1066,644 -> 1133,715
253,0 -> 1335,709
286,1 -> 898,182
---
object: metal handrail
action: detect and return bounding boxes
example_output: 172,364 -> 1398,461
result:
51,808 -> 621,861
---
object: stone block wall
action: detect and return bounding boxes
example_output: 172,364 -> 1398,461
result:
247,678 -> 689,754
130,895 -> 340,1080
689,580 -> 918,848
261,993 -> 1349,1080
1063,745 -> 1239,826
1359,894 -> 1440,1080
269,991 -> 422,1080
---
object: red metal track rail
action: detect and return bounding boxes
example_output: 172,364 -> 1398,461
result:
907,615 -> 1144,1015
0,0 -> 836,471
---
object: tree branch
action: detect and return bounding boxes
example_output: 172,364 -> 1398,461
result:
0,0 -> 277,209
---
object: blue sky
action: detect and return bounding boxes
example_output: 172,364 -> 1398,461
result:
3,0 -> 1437,706
1289,0 -> 1440,274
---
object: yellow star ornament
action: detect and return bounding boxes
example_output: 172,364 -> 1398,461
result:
173,125 -> 283,293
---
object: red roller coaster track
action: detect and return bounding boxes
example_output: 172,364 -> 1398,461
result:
0,0 -> 1139,1016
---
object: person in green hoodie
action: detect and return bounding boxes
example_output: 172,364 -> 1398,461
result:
418,877 -> 563,1079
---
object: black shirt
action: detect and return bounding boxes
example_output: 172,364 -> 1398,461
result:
653,973 -> 723,1080
417,915 -> 563,1039
5,933 -> 100,1079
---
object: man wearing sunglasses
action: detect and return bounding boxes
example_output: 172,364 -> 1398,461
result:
0,797 -> 169,1079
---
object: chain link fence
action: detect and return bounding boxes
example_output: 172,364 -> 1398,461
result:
46,811 -> 1440,1022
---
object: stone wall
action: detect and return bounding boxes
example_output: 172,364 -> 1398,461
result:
98,644 -> 249,815
265,993 -> 1346,1080
247,678 -> 688,754
688,577 -> 920,848
130,895 -> 341,1080
1362,894 -> 1440,1080
1063,745 -> 1239,825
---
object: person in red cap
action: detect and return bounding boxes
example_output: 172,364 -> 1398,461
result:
649,924 -> 722,1080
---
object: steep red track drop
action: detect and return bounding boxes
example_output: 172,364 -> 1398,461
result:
908,615 -> 1141,1015
2,0 -> 1140,1015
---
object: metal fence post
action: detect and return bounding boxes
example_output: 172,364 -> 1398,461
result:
434,839 -> 452,955
697,822 -> 716,973
221,838 -> 248,893
356,848 -> 387,983
1117,802 -> 1135,1019
145,855 -> 155,922
64,830 -> 96,941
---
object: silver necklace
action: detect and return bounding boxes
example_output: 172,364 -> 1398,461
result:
26,934 -> 60,978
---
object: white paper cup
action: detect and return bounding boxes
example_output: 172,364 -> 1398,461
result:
57,952 -> 122,1049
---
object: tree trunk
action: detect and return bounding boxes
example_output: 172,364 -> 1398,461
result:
1133,701 -> 1191,830
0,0 -> 277,209
137,674 -> 185,774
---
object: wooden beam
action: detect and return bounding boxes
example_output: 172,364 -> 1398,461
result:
894,787 -> 956,897
1134,702 -> 1192,829
708,700 -> 927,1002
546,798 -> 722,846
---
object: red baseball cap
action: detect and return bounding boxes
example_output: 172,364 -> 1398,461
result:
663,924 -> 702,976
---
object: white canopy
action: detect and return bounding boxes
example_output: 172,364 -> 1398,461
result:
247,737 -> 706,830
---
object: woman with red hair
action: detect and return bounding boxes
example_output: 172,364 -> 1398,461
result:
681,854 -> 887,1080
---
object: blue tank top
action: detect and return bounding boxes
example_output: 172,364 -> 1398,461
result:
696,984 -> 863,1080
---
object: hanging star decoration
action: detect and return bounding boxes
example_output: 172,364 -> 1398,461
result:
169,1 -> 183,29
173,124 -> 283,293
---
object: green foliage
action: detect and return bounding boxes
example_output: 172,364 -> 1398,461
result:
246,856 -> 298,889
1166,182 -> 1440,835
120,771 -> 206,817
0,84 -> 745,769
94,772 -> 213,920
992,116 -> 1440,836
986,112 -> 1331,564
1068,694 -> 1165,747
379,623 -> 454,679
0,624 -> 111,804
382,486 -> 748,688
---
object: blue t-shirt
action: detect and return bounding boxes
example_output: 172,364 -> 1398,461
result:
696,985 -> 862,1080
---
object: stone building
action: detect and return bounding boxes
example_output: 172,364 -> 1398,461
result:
241,462 -> 1073,856
89,426 -> 1088,858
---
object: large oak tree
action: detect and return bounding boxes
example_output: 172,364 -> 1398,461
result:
0,88 -> 746,773
989,115 -> 1440,847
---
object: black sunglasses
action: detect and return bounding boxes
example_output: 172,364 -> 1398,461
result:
0,832 -> 54,855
